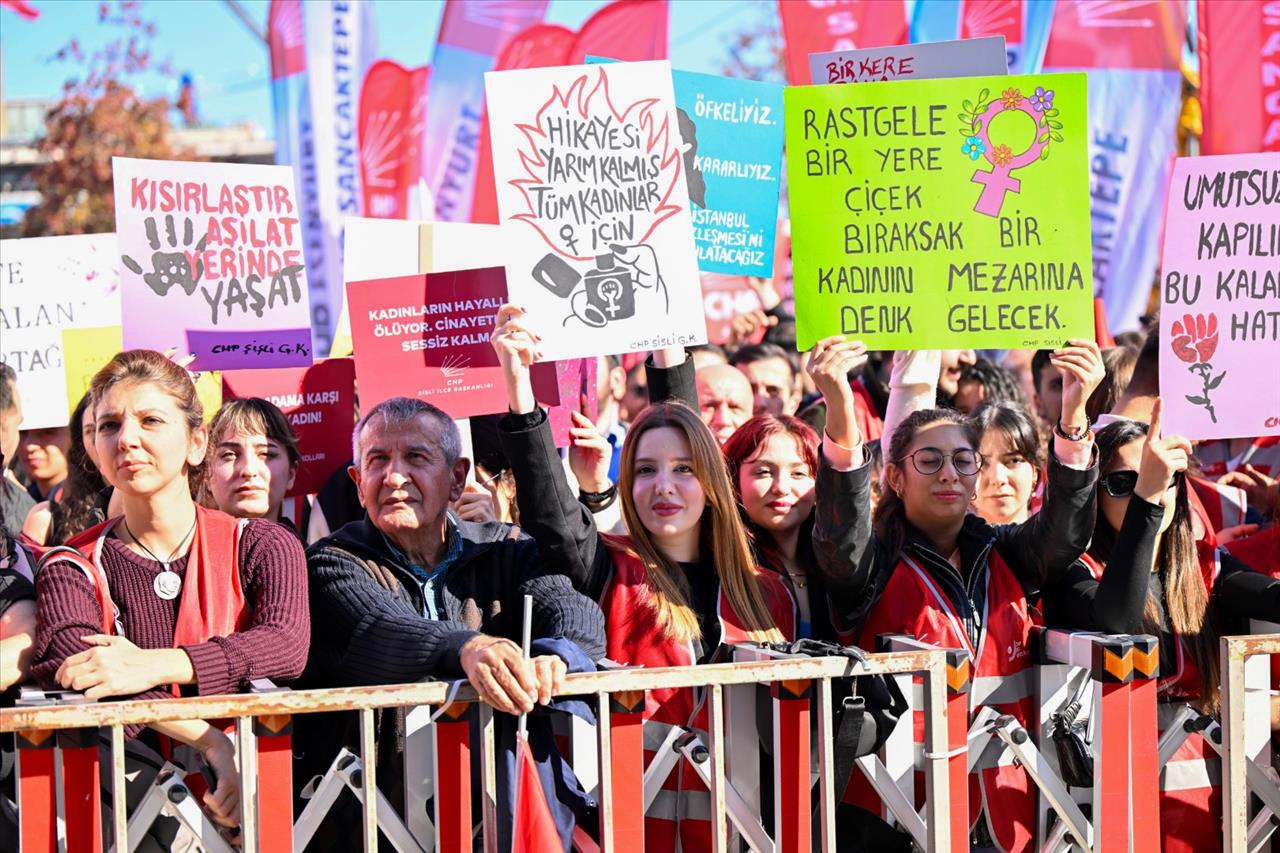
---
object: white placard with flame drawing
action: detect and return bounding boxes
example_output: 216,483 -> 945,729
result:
485,60 -> 706,360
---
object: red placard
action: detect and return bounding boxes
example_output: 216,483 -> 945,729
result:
346,267 -> 560,419
221,358 -> 357,496
700,274 -> 764,346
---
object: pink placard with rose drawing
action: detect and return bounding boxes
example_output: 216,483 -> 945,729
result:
1158,153 -> 1280,440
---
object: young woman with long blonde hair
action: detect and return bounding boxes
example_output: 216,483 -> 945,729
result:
490,305 -> 793,852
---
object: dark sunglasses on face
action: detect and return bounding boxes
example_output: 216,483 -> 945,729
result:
896,448 -> 983,476
1101,469 -> 1183,498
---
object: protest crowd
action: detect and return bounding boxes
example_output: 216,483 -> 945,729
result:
2,0 -> 1279,851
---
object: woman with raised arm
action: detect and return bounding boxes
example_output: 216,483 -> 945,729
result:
30,351 -> 309,844
201,397 -> 301,535
1043,403 -> 1280,853
491,306 -> 793,852
810,336 -> 1103,853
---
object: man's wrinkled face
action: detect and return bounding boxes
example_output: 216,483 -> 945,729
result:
696,364 -> 753,446
738,356 -> 799,417
349,414 -> 465,538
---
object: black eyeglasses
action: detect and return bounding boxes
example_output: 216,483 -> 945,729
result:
1101,470 -> 1182,498
895,448 -> 983,476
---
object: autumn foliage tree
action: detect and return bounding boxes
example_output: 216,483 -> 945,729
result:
21,0 -> 200,236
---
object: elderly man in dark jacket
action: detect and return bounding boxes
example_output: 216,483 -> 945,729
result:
295,396 -> 605,846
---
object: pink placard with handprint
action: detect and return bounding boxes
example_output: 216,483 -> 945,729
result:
484,61 -> 707,360
112,157 -> 314,371
1159,153 -> 1280,440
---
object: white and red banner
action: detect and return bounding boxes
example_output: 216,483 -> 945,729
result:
1042,0 -> 1186,335
423,0 -> 550,223
268,0 -> 376,358
1199,0 -> 1280,155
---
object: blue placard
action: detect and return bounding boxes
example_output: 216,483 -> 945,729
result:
587,57 -> 784,277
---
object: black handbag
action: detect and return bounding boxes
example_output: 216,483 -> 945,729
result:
1048,697 -> 1094,787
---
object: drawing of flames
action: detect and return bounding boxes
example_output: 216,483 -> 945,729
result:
510,66 -> 684,263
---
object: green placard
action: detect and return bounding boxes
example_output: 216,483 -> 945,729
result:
784,72 -> 1094,351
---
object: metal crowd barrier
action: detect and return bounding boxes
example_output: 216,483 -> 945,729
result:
1221,632 -> 1280,853
0,648 -> 957,853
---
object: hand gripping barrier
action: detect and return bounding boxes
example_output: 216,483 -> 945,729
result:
0,648 -> 957,853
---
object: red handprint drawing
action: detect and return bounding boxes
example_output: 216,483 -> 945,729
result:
1170,312 -> 1226,423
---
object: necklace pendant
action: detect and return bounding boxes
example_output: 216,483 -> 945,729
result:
154,566 -> 182,601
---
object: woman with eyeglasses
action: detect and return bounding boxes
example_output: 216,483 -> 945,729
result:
1043,403 -> 1280,853
810,336 -> 1104,853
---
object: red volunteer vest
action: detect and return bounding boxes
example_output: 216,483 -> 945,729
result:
857,550 -> 1038,853
600,539 -> 796,853
1082,543 -> 1223,853
39,508 -> 250,693
1225,526 -> 1280,684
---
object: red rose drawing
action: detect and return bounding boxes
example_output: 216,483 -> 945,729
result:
1169,311 -> 1226,424
1170,312 -> 1219,364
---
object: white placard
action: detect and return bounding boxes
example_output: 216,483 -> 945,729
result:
485,61 -> 707,360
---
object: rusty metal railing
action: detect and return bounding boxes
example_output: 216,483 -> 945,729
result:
1220,632 -> 1280,853
1,648 -> 956,853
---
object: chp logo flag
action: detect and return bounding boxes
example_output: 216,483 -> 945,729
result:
1042,0 -> 1187,336
359,60 -> 431,221
777,0 -> 910,84
268,0 -> 376,359
1198,0 -> 1280,153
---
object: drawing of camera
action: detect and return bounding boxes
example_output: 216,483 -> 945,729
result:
583,253 -> 636,322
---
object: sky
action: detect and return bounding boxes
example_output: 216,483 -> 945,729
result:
0,0 -> 779,135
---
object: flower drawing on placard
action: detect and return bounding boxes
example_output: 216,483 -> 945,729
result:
992,144 -> 1013,167
1171,312 -> 1226,424
1029,86 -> 1055,112
1000,88 -> 1023,109
961,135 -> 986,160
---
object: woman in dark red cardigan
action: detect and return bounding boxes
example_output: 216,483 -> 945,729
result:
31,350 -> 309,833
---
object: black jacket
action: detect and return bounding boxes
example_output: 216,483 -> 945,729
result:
294,512 -> 605,847
812,447 -> 1098,649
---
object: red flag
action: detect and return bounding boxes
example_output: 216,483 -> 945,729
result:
359,60 -> 430,220
567,0 -> 668,64
1043,0 -> 1184,70
1093,297 -> 1116,349
1199,0 -> 1280,153
0,0 -> 39,20
471,23 -> 576,223
777,0 -> 909,84
959,0 -> 1022,42
512,739 -> 559,853
267,0 -> 305,79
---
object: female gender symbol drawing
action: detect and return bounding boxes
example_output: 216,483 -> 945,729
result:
959,86 -> 1061,218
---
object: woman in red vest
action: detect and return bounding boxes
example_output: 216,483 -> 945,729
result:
30,350 -> 309,842
491,306 -> 794,851
722,415 -> 837,640
1044,403 -> 1280,853
811,336 -> 1104,853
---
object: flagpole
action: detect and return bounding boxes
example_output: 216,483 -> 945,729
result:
513,593 -> 534,843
